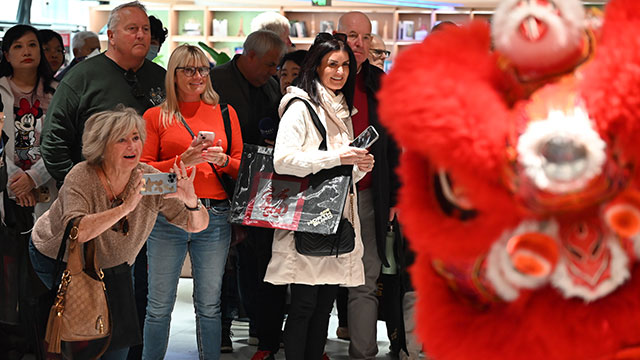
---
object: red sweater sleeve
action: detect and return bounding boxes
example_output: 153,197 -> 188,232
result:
215,104 -> 243,179
140,106 -> 182,172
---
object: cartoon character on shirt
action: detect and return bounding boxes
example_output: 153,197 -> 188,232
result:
14,97 -> 43,170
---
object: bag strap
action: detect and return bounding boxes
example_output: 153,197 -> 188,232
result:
51,220 -> 76,285
283,97 -> 328,151
178,106 -> 234,200
220,103 -> 232,156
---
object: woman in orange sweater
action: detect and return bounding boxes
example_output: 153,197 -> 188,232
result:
140,44 -> 242,360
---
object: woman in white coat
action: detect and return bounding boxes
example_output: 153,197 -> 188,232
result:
264,32 -> 374,360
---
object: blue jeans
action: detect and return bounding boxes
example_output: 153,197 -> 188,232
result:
142,205 -> 231,360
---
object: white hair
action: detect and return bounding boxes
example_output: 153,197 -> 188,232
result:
71,31 -> 98,51
491,0 -> 585,69
107,1 -> 147,31
250,12 -> 290,37
243,30 -> 286,58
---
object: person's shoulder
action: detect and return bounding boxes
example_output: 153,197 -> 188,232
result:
64,162 -> 94,186
210,60 -> 236,81
264,76 -> 280,94
141,59 -> 166,76
365,62 -> 385,79
0,76 -> 10,91
59,54 -> 108,86
68,54 -> 108,74
143,105 -> 162,118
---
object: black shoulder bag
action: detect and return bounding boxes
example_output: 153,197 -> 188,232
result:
284,97 -> 356,257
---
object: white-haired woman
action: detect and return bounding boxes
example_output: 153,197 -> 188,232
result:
141,44 -> 243,360
29,107 -> 208,360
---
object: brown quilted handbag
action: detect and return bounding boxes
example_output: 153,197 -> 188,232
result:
45,220 -> 111,355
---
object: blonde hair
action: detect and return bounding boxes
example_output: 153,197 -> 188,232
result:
160,44 -> 219,128
82,106 -> 147,165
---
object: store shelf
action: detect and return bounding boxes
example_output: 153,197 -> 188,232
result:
395,40 -> 423,46
290,37 -> 316,45
172,35 -> 206,42
89,3 -> 496,59
207,36 -> 246,43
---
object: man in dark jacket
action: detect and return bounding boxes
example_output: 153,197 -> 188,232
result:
337,11 -> 400,360
210,30 -> 286,359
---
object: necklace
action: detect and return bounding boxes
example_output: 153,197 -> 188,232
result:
101,165 -> 119,201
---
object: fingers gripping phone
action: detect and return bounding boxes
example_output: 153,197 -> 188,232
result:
350,125 -> 380,149
141,173 -> 177,195
196,131 -> 215,145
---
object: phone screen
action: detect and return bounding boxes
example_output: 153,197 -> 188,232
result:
350,126 -> 379,149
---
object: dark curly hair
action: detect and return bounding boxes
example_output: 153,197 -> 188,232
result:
149,15 -> 168,48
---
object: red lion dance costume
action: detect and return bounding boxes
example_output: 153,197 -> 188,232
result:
378,0 -> 640,359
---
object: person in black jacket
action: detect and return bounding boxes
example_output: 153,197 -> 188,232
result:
210,30 -> 287,359
336,11 -> 401,360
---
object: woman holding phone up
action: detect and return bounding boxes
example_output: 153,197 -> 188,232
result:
140,44 -> 242,360
29,107 -> 208,359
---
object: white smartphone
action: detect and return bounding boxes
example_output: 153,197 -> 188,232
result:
196,131 -> 215,145
350,125 -> 380,149
141,173 -> 178,195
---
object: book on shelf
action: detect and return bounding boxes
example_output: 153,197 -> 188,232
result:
320,20 -> 334,33
397,20 -> 414,40
289,21 -> 308,38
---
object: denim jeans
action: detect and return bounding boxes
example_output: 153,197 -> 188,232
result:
142,205 -> 231,360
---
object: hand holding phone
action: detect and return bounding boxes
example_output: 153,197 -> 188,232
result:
141,173 -> 177,195
350,125 -> 379,149
196,131 -> 215,146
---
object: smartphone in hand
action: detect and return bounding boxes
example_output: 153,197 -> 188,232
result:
196,131 -> 215,145
350,125 -> 379,149
141,173 -> 177,195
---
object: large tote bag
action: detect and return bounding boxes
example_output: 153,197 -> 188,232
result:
229,98 -> 352,235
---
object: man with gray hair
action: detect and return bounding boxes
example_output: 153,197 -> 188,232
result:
42,0 -> 165,182
211,29 -> 285,146
54,30 -> 100,81
250,11 -> 293,49
210,29 -> 286,359
40,2 -> 166,358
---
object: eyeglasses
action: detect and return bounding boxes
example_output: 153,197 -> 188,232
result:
176,66 -> 210,77
124,69 -> 145,99
369,48 -> 390,58
314,32 -> 348,46
110,198 -> 129,235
